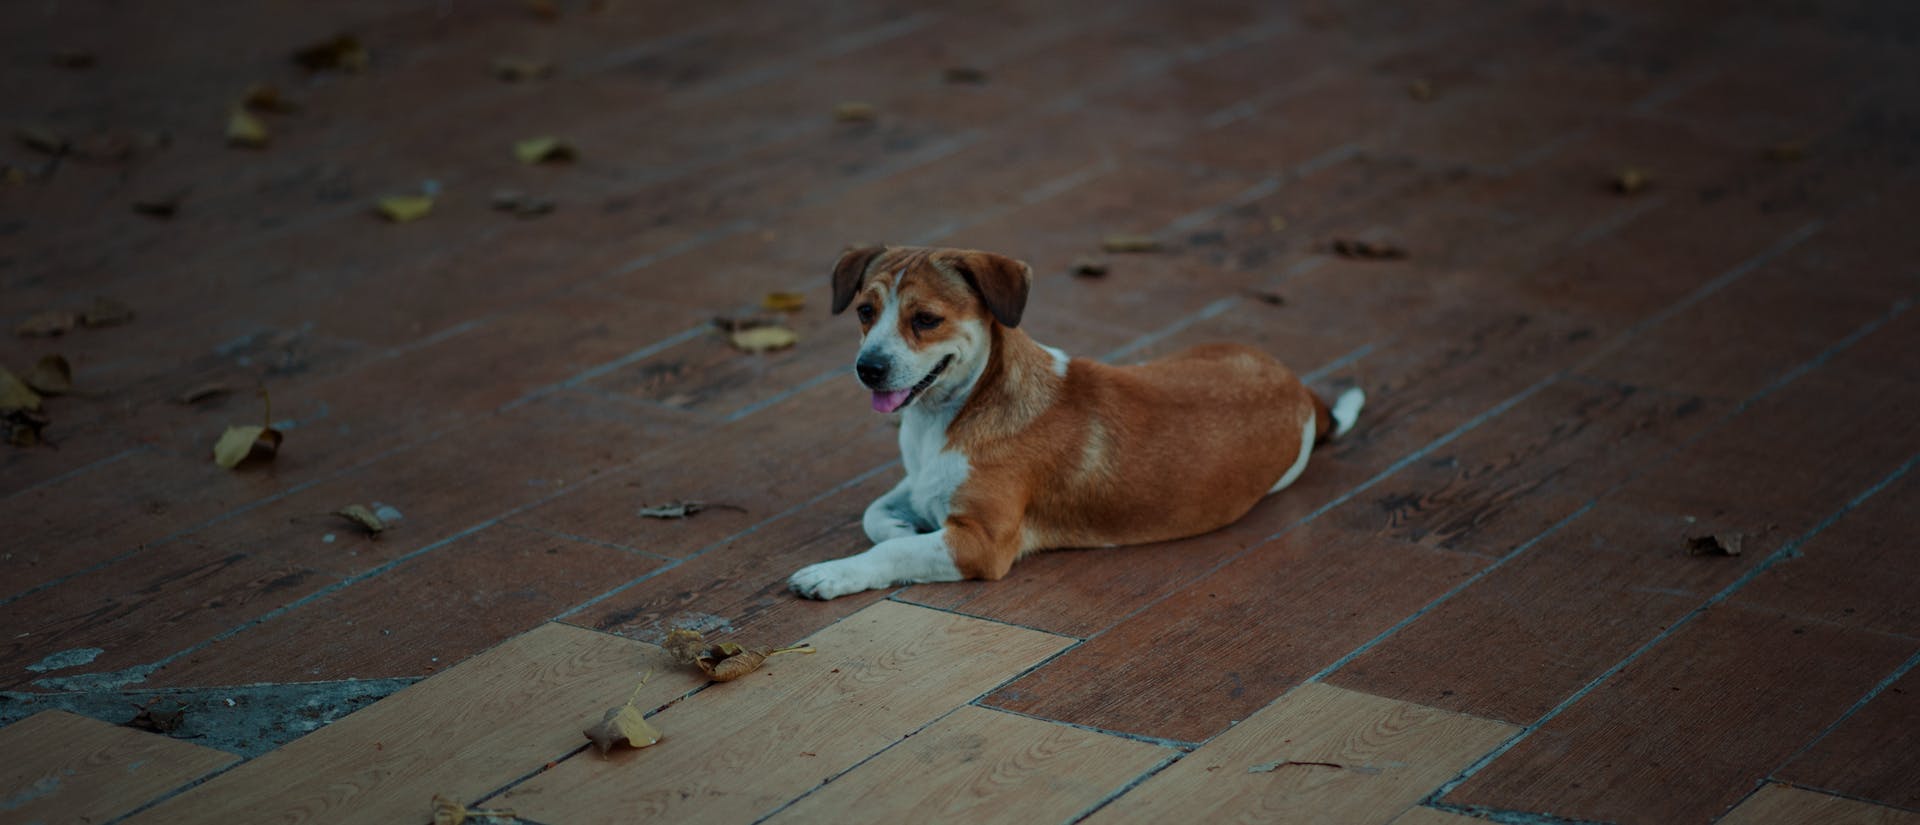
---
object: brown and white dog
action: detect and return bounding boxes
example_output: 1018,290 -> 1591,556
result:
787,245 -> 1364,600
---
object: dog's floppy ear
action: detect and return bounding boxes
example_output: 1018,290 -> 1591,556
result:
831,246 -> 886,314
942,249 -> 1032,328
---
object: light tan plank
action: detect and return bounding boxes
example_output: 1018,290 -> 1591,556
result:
1391,807 -> 1487,825
0,710 -> 236,825
503,600 -> 1075,824
1085,682 -> 1517,825
764,705 -> 1171,825
1718,784 -> 1920,825
129,622 -> 704,824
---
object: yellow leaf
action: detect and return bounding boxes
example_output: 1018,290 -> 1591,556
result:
583,705 -> 661,754
1101,234 -> 1161,253
833,102 -> 876,122
761,292 -> 806,312
0,369 -> 43,412
335,504 -> 386,534
514,136 -> 576,164
430,794 -> 514,825
21,355 -> 71,396
227,110 -> 270,148
491,57 -> 554,82
213,425 -> 282,469
728,325 -> 797,353
376,195 -> 434,223
1612,167 -> 1649,195
695,642 -> 814,682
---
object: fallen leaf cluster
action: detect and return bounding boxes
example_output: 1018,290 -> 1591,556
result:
662,628 -> 814,682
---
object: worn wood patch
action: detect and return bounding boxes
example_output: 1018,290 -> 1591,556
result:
1085,682 -> 1515,824
504,601 -> 1073,824
764,705 -> 1170,825
128,623 -> 702,824
0,710 -> 236,825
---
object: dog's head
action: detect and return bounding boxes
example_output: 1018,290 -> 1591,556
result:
830,245 -> 1031,413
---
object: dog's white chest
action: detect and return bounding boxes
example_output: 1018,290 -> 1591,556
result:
899,407 -> 969,528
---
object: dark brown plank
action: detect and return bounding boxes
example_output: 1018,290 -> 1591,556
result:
1778,665 -> 1920,810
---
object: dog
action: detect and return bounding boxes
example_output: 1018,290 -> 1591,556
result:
787,245 -> 1363,600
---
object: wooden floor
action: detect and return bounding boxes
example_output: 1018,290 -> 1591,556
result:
3,0 -> 1918,823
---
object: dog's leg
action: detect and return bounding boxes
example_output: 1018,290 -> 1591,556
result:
862,477 -> 921,543
788,531 -> 963,600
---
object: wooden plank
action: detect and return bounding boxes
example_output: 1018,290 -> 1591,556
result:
0,710 -> 236,825
1443,604 -> 1916,824
1775,652 -> 1920,809
762,706 -> 1171,825
1390,807 -> 1487,825
1718,784 -> 1920,825
127,623 -> 706,824
502,601 -> 1074,824
1083,682 -> 1515,825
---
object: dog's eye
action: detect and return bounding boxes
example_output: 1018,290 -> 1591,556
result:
911,312 -> 944,332
856,304 -> 876,324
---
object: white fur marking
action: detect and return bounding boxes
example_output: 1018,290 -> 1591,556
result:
788,530 -> 964,599
1039,344 -> 1070,377
1331,387 -> 1366,438
1268,413 -> 1315,494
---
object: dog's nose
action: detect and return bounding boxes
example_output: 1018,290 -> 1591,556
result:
856,357 -> 890,388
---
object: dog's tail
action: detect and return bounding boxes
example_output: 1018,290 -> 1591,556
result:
1311,386 -> 1365,444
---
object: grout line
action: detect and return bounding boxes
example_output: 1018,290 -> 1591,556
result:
1421,449 -> 1920,807
1100,297 -> 1240,362
497,522 -> 676,563
1064,749 -> 1187,825
1762,642 -> 1920,783
725,366 -> 849,423
883,594 -> 1086,641
1301,341 -> 1379,383
973,701 -> 1200,752
0,444 -> 149,502
1761,780 -> 1920,816
743,703 -> 973,825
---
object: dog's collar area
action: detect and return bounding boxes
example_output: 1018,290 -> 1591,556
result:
873,355 -> 953,413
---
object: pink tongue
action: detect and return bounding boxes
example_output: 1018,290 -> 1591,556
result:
872,389 -> 913,413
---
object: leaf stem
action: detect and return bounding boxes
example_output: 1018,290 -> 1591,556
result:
623,668 -> 654,708
766,644 -> 816,657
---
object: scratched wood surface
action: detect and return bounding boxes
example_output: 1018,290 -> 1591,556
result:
0,710 -> 236,825
1083,682 -> 1516,825
762,705 -> 1171,825
129,623 -> 705,824
502,601 -> 1073,824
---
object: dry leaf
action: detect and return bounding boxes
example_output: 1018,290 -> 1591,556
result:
1329,238 -> 1408,260
1102,234 -> 1161,253
431,794 -> 515,825
943,66 -> 988,84
638,501 -> 705,519
526,0 -> 561,19
833,102 -> 877,123
1687,532 -> 1743,557
761,292 -> 806,312
728,325 -> 797,353
1249,290 -> 1287,306
81,297 -> 135,328
15,310 -> 79,338
514,136 -> 576,164
492,57 -> 555,82
3,407 -> 51,447
696,642 -> 813,682
15,126 -> 68,156
490,189 -> 555,218
584,704 -> 661,753
133,191 -> 189,219
213,425 -> 282,469
227,110 -> 270,148
1764,140 -> 1806,162
51,50 -> 97,69
241,84 -> 300,113
336,504 -> 387,535
22,355 -> 71,396
1407,79 -> 1435,101
376,195 -> 435,223
293,34 -> 369,72
0,369 -> 43,412
663,629 -> 706,664
1612,167 -> 1649,194
1072,257 -> 1110,277
126,700 -> 186,734
178,383 -> 234,405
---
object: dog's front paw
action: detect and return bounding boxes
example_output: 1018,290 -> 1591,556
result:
788,559 -> 873,601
